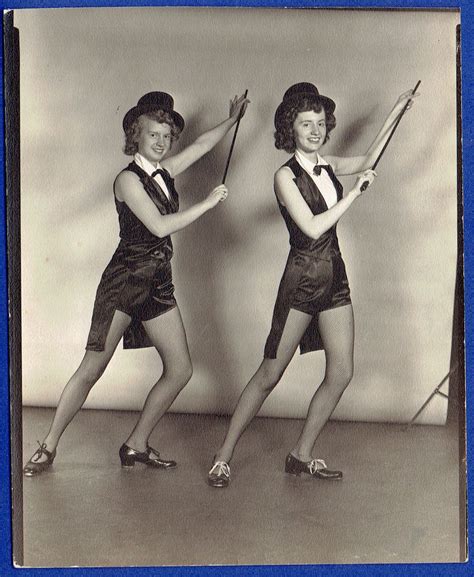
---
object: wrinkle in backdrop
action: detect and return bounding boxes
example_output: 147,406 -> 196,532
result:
17,7 -> 459,423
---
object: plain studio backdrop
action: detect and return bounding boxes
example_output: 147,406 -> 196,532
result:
16,7 -> 458,424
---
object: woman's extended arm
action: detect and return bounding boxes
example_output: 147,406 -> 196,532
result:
115,171 -> 227,238
162,94 -> 249,178
325,89 -> 419,176
274,167 -> 376,240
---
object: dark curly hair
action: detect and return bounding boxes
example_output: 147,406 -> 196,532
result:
274,97 -> 336,154
123,110 -> 182,156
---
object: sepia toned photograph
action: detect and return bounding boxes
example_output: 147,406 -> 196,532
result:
5,5 -> 464,569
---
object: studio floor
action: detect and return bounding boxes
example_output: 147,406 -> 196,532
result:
19,407 -> 463,567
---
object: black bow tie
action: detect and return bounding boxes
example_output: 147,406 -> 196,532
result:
313,164 -> 329,176
151,168 -> 167,179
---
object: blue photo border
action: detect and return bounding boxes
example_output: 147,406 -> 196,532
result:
0,0 -> 471,575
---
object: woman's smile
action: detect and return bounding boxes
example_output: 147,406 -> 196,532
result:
138,119 -> 172,165
293,109 -> 327,154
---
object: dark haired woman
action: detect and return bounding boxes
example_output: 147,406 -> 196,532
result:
208,82 -> 417,487
24,90 -> 248,476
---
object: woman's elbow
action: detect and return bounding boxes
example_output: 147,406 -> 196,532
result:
308,231 -> 322,241
149,224 -> 167,238
298,218 -> 322,240
304,226 -> 322,241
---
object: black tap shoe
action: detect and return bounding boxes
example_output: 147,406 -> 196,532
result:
23,442 -> 57,477
119,444 -> 177,469
285,453 -> 342,480
207,460 -> 231,488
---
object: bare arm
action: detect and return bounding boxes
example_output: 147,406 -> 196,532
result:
162,94 -> 249,178
274,167 -> 376,240
326,89 -> 419,176
114,171 -> 228,238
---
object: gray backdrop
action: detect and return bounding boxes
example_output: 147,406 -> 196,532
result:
16,7 -> 459,423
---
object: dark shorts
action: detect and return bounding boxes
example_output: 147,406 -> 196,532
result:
85,259 -> 177,352
115,261 -> 177,321
291,252 -> 351,316
264,250 -> 351,359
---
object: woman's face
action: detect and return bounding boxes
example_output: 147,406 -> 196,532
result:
137,117 -> 172,165
292,109 -> 327,154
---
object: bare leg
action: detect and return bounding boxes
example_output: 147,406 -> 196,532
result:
39,310 -> 132,456
291,304 -> 354,461
124,307 -> 192,452
214,309 -> 313,464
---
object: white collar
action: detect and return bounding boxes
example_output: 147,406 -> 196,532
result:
133,153 -> 164,177
295,150 -> 328,174
133,153 -> 171,200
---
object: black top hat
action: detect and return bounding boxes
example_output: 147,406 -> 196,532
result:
274,82 -> 335,128
122,91 -> 185,132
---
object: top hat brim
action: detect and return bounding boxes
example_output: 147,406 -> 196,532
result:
123,105 -> 185,133
274,94 -> 335,128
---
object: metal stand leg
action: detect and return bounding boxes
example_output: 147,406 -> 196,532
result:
407,365 -> 458,427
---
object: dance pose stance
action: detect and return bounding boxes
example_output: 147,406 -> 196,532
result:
208,82 -> 417,487
24,90 -> 248,476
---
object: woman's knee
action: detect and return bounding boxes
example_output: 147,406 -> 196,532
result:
341,361 -> 354,385
77,362 -> 107,390
257,361 -> 285,393
326,360 -> 354,390
181,359 -> 193,385
165,357 -> 193,388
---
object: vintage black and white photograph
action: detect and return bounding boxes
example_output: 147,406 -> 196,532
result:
6,5 -> 464,568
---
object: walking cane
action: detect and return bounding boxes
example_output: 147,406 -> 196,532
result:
360,81 -> 421,191
222,89 -> 248,184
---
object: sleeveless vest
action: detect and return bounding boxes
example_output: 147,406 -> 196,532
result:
277,156 -> 343,259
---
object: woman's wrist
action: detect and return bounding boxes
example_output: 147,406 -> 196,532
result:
348,188 -> 361,201
200,197 -> 212,212
392,101 -> 406,119
228,114 -> 239,127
